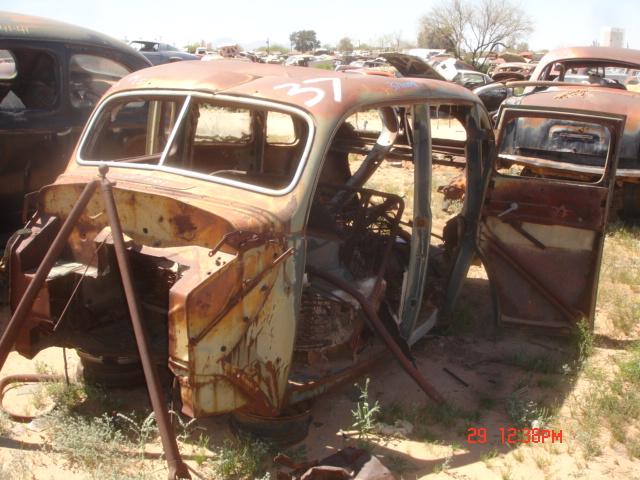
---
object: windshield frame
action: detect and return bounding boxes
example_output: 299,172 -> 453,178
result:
75,89 -> 316,196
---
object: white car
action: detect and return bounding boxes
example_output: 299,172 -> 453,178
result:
452,69 -> 493,89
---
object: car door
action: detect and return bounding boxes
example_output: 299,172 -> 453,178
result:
478,106 -> 625,333
0,43 -> 66,233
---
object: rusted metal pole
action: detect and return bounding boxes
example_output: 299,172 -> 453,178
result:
0,180 -> 99,372
98,166 -> 190,480
306,266 -> 445,404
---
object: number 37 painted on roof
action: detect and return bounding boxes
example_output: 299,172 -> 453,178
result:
273,78 -> 342,107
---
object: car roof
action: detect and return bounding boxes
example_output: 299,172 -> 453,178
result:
107,59 -> 483,117
535,47 -> 640,72
516,87 -> 640,129
131,40 -> 159,47
494,62 -> 533,69
0,11 -> 149,65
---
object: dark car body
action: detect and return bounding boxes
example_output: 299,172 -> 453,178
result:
0,11 -> 151,238
129,41 -> 199,65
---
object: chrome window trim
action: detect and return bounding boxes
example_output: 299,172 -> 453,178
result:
76,90 -> 315,196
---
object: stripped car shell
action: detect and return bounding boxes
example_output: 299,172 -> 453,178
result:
7,60 -> 488,417
5,60 -> 624,423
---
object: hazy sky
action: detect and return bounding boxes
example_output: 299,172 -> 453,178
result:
3,0 -> 639,51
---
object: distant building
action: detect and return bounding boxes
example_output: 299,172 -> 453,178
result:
600,27 -> 625,48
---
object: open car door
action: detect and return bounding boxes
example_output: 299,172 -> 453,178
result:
478,106 -> 626,333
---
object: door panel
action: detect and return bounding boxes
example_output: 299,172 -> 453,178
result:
479,107 -> 625,333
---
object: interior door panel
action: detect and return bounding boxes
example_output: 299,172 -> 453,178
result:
478,107 -> 626,333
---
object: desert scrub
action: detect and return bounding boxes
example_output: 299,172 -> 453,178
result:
115,411 -> 158,456
201,437 -> 273,480
46,410 -> 164,479
48,411 -> 129,469
573,317 -> 594,365
418,402 -> 480,429
377,401 -> 406,425
351,377 -> 381,438
598,223 -> 640,337
506,395 -> 551,430
610,300 -> 640,336
574,342 -> 640,458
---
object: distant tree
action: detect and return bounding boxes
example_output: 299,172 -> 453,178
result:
418,0 -> 470,58
419,0 -> 532,68
417,16 -> 457,51
465,0 -> 533,67
514,41 -> 530,52
183,43 -> 199,54
391,30 -> 403,51
289,30 -> 320,52
256,44 -> 287,53
371,33 -> 397,51
337,37 -> 354,52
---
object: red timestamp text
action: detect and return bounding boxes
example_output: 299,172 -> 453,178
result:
467,427 -> 563,444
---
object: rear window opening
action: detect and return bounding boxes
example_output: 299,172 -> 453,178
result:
497,114 -> 612,183
69,54 -> 131,110
78,94 -> 311,191
0,48 -> 58,111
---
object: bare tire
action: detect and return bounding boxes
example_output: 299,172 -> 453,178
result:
76,352 -> 145,389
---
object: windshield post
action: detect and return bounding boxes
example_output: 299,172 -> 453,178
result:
158,95 -> 192,166
399,103 -> 432,340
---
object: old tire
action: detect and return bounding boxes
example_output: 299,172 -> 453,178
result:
229,403 -> 312,446
77,352 -> 146,389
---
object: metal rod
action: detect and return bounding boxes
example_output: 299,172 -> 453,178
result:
0,180 -> 99,372
98,166 -> 190,480
443,367 -> 469,388
307,266 -> 445,404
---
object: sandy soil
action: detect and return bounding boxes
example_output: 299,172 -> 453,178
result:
1,298 -> 636,479
0,161 -> 638,479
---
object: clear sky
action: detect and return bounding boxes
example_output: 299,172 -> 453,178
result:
3,0 -> 639,51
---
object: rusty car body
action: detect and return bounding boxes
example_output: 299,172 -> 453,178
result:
0,12 -> 151,239
0,59 -> 626,476
496,47 -> 640,219
489,62 -> 536,82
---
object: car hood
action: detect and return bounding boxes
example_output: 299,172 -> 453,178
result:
380,53 -> 446,81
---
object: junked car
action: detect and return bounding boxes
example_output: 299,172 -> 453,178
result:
129,40 -> 199,65
433,57 -> 477,81
489,61 -> 536,82
452,69 -> 492,89
1,60 -> 625,476
494,47 -> 640,219
0,11 -> 151,240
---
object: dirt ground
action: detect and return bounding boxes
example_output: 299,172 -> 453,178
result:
0,158 -> 638,479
